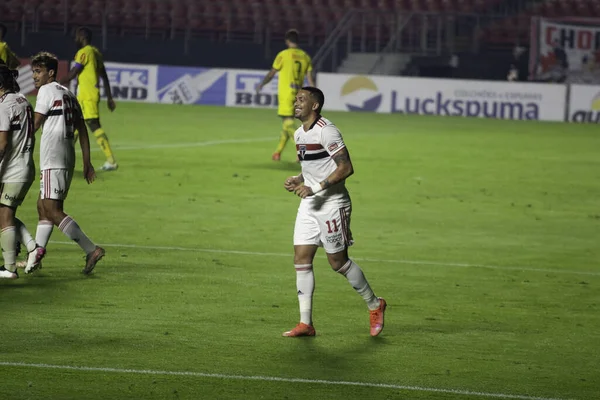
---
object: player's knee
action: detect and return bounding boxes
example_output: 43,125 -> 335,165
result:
327,254 -> 350,271
40,201 -> 63,225
86,118 -> 101,132
0,205 -> 14,227
293,245 -> 317,265
294,254 -> 313,265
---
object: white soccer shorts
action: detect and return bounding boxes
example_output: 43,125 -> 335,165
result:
293,199 -> 354,254
0,180 -> 34,207
40,169 -> 73,200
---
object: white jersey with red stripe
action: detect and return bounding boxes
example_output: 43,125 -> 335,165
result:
295,115 -> 350,205
0,92 -> 35,183
34,81 -> 79,170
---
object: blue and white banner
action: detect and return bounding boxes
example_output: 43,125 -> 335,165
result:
102,62 -> 158,102
317,73 -> 567,122
157,66 -> 227,105
568,84 -> 600,123
65,61 -> 580,123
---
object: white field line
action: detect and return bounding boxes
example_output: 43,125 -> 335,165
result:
49,241 -> 600,277
106,137 -> 274,151
0,362 -> 572,400
98,130 -> 398,152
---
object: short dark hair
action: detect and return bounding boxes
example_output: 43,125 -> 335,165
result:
77,26 -> 92,42
285,29 -> 299,44
0,64 -> 20,93
0,23 -> 7,39
302,86 -> 325,114
31,51 -> 59,75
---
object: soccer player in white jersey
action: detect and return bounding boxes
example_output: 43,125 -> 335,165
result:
27,52 -> 105,275
282,86 -> 387,337
0,65 -> 42,279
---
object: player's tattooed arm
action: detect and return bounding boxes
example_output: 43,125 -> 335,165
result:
315,148 -> 354,192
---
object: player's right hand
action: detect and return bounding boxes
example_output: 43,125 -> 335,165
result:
83,163 -> 96,184
107,98 -> 116,112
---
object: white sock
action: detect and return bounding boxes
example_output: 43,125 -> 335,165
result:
58,216 -> 96,254
1,226 -> 17,271
15,218 -> 37,252
35,220 -> 54,248
337,259 -> 380,310
295,264 -> 315,325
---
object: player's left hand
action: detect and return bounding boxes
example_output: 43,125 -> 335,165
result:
255,85 -> 262,94
107,98 -> 116,112
83,163 -> 96,184
294,185 -> 314,199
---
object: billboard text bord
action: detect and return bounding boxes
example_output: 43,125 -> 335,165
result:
226,69 -> 310,109
317,73 -> 567,122
226,70 -> 279,108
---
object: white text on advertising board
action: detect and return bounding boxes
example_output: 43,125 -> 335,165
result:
105,68 -> 150,100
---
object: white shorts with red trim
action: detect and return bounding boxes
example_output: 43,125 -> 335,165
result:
293,199 -> 354,254
40,169 -> 73,200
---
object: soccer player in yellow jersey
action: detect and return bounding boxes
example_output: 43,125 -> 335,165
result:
257,29 -> 315,161
0,24 -> 20,69
60,27 -> 118,171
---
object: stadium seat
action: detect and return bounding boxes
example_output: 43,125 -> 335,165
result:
170,1 -> 187,35
1,0 -> 25,23
88,0 -> 105,22
149,1 -> 171,31
37,1 -> 67,28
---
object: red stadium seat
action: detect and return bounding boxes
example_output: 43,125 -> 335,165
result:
150,1 -> 171,31
2,0 -> 25,23
88,0 -> 105,22
37,1 -> 67,27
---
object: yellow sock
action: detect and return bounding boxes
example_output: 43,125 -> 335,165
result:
93,128 -> 116,165
74,130 -> 79,143
274,119 -> 296,154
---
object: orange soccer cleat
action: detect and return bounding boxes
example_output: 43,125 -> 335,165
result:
83,246 -> 105,275
282,322 -> 316,337
369,298 -> 387,337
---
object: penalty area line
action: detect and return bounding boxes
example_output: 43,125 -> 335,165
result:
48,241 -> 600,277
0,361 -> 570,400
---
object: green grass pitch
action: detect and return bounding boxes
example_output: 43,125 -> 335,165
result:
1,101 -> 599,400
